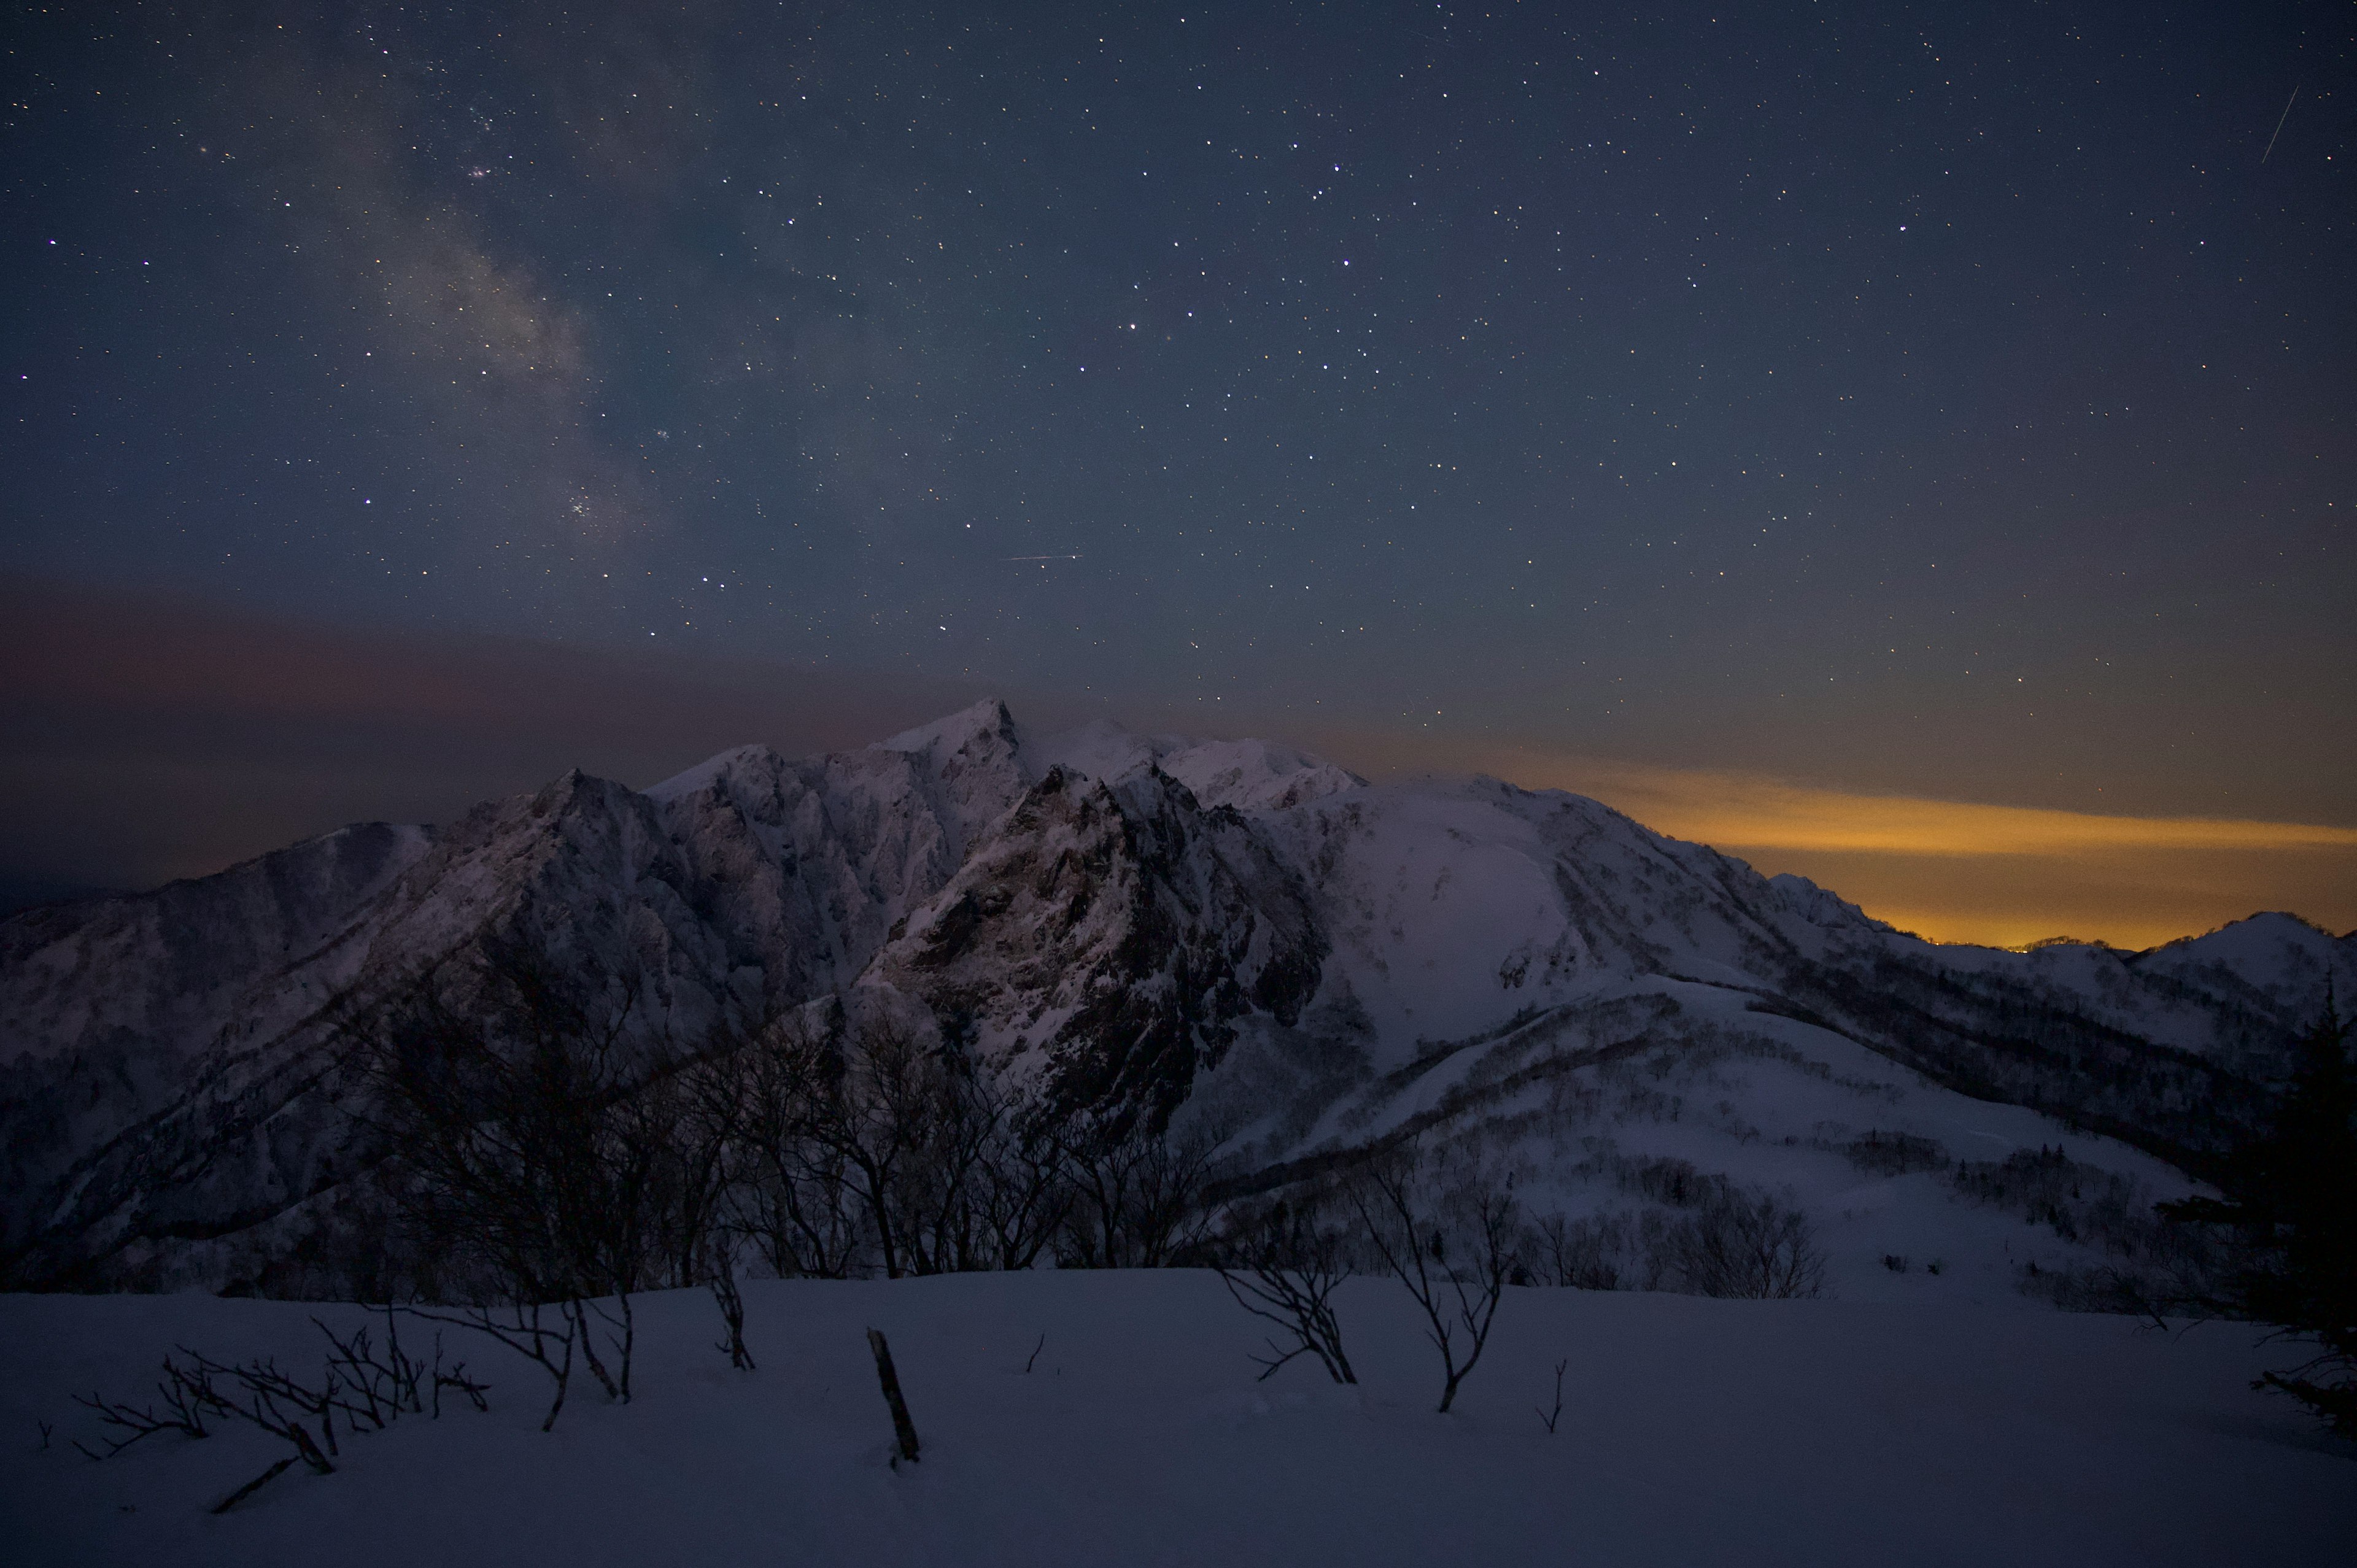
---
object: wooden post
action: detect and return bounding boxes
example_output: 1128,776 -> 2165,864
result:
866,1328 -> 921,1467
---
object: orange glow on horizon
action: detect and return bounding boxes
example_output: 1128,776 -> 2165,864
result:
1307,730 -> 2357,952
1558,763 -> 2357,859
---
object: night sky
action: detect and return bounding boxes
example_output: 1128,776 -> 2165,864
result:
4,1 -> 2353,944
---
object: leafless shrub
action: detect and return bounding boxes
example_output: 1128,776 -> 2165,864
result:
315,1308 -> 426,1430
316,1305 -> 489,1424
406,1299 -> 578,1431
1617,1154 -> 1711,1208
1952,1145 -> 2229,1308
70,1358 -> 225,1459
133,1345 -> 346,1510
69,1307 -> 492,1512
1536,1357 -> 1568,1434
1662,1187 -> 1825,1299
1843,1130 -> 1951,1176
1530,1210 -> 1664,1291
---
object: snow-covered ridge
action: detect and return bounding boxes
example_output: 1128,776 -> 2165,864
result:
0,698 -> 2346,1294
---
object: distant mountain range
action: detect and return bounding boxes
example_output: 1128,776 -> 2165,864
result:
2,698 -> 2347,1296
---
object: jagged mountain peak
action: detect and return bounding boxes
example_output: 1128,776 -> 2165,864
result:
643,742 -> 790,805
0,697 -> 2339,1294
1028,716 -> 1172,786
875,694 -> 1025,764
1021,715 -> 1366,817
866,759 -> 1323,1132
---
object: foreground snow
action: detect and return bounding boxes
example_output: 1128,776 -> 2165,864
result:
7,1275 -> 2350,1566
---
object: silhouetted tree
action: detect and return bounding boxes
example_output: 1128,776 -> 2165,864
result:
1345,1141 -> 1522,1414
1058,1118 -> 1221,1269
1213,1188 -> 1358,1385
357,943 -> 671,1422
2162,998 -> 2357,1435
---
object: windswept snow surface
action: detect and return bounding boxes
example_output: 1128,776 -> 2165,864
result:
6,1275 -> 2349,1567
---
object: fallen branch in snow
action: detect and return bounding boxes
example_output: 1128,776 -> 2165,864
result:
1022,1332 -> 1047,1375
210,1454 -> 301,1515
866,1329 -> 922,1467
151,1347 -> 340,1510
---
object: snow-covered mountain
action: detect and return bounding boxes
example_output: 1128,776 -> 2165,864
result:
1,698 -> 2346,1295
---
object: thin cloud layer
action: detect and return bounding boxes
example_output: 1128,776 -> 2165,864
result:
1562,762 -> 2357,859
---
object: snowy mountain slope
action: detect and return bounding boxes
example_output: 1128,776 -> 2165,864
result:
0,698 -> 2343,1294
0,821 -> 433,1070
0,705 -> 1039,1287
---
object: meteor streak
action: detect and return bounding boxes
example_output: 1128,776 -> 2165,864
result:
2261,84 -> 2300,163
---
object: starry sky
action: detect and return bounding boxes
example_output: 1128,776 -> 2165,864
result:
4,1 -> 2353,944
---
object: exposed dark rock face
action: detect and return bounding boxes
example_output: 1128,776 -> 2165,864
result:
868,765 -> 1325,1135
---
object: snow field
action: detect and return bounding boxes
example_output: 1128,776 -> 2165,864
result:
6,1273 -> 2350,1567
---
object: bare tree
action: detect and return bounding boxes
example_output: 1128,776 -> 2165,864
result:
708,1010 -> 1074,1281
970,1110 -> 1074,1271
1345,1143 -> 1523,1414
791,1015 -> 959,1280
719,1012 -> 869,1280
1213,1191 -> 1358,1385
1059,1118 -> 1222,1269
355,942 -> 675,1421
707,1248 -> 756,1370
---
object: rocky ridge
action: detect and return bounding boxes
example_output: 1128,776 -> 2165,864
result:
0,698 -> 2346,1294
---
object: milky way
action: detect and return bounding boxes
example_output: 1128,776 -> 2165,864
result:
3,1 -> 2351,836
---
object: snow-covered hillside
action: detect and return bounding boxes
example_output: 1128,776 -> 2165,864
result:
6,1275 -> 2350,1567
0,698 -> 2347,1296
